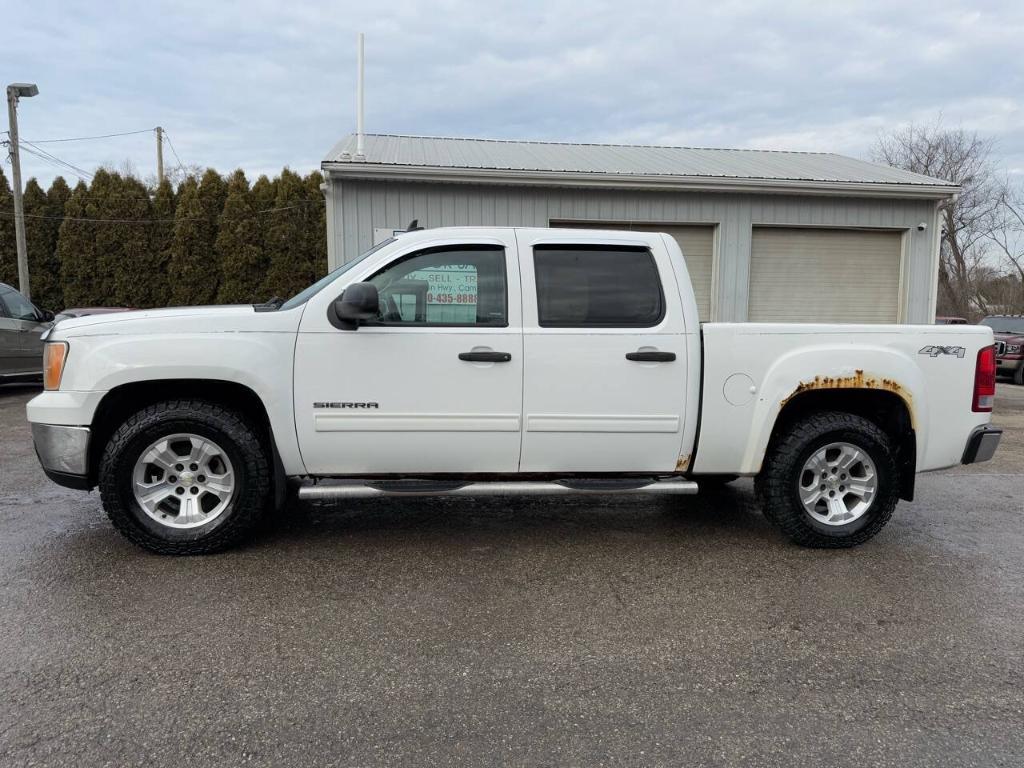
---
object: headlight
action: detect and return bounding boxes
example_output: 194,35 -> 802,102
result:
1007,344 -> 1022,354
43,342 -> 69,391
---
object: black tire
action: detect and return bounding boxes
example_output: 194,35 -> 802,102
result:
99,399 -> 271,555
1014,365 -> 1023,386
756,411 -> 899,548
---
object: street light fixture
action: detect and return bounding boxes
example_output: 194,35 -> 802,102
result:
8,83 -> 39,99
6,82 -> 39,300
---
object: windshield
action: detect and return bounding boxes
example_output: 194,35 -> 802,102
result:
981,316 -> 1024,335
278,238 -> 395,311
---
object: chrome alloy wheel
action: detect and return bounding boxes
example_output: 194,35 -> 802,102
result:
797,441 -> 877,526
132,433 -> 235,529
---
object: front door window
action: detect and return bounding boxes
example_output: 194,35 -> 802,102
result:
366,246 -> 508,327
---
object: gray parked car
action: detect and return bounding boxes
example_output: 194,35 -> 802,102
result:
0,283 -> 53,383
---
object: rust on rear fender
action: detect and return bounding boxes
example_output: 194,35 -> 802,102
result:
779,370 -> 914,427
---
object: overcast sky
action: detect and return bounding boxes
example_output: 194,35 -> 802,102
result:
3,0 -> 1022,187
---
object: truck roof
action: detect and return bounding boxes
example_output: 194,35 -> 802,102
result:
393,225 -> 669,245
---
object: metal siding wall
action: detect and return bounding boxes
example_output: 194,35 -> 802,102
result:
327,179 -> 941,323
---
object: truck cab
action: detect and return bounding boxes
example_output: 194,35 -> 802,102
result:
293,227 -> 699,476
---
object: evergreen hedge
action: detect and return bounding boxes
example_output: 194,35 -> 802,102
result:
0,167 -> 328,310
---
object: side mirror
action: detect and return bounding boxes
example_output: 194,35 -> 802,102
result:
40,309 -> 55,322
330,282 -> 379,330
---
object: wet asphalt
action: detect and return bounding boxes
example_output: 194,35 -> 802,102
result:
1,383 -> 1022,767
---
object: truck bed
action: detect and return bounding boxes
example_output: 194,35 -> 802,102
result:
694,323 -> 994,474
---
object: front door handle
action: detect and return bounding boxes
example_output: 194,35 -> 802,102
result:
459,351 -> 512,363
626,350 -> 676,362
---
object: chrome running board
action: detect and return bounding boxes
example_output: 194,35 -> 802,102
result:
297,478 -> 699,501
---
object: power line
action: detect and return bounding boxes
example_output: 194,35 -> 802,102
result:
0,202 -> 323,224
0,211 -> 194,223
12,142 -> 92,181
22,128 -> 156,144
18,141 -> 95,181
0,212 -> 189,223
8,139 -> 170,198
161,131 -> 188,175
14,126 -> 187,183
9,138 -> 94,179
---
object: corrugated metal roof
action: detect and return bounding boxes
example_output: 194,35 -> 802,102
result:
324,133 -> 955,188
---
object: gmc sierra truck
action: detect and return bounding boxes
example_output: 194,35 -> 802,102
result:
27,227 -> 1002,554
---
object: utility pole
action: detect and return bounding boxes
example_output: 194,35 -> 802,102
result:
155,126 -> 164,185
6,82 -> 39,300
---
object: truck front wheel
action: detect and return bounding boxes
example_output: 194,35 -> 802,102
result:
99,400 -> 271,555
756,411 -> 900,548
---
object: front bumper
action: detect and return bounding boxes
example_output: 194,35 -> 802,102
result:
961,425 -> 1002,465
31,423 -> 92,490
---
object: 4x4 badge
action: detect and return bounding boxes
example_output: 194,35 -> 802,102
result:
918,345 -> 966,358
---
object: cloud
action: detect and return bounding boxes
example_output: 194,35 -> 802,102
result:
2,0 -> 1022,184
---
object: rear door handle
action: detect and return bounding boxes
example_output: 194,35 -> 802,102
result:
459,351 -> 512,363
626,350 -> 676,362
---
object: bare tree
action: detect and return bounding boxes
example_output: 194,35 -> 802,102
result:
147,162 -> 204,191
987,185 -> 1024,312
871,121 -> 1004,319
99,158 -> 142,180
97,158 -> 204,192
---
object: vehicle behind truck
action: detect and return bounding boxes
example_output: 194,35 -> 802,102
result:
0,282 -> 53,383
981,315 -> 1024,385
26,227 -> 1002,554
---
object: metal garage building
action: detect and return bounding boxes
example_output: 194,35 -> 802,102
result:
321,134 -> 958,323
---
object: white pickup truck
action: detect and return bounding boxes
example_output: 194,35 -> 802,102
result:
28,227 -> 1002,554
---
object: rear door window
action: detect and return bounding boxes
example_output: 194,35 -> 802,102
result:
533,245 -> 664,327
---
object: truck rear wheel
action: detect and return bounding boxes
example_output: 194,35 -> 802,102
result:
99,400 -> 271,555
756,411 -> 899,548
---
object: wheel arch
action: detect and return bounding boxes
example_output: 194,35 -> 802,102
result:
764,388 -> 917,501
88,379 -> 286,499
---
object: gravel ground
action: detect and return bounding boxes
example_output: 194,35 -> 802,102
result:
0,383 -> 1022,767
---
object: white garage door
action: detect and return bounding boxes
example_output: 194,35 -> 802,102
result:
749,228 -> 902,323
553,222 -> 715,320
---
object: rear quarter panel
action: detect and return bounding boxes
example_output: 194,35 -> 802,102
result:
694,324 -> 994,475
